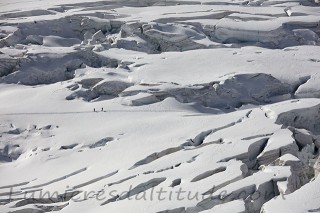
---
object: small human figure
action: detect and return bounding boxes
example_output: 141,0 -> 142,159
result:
101,107 -> 104,112
94,108 -> 96,112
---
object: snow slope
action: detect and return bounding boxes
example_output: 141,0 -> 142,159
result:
0,0 -> 320,212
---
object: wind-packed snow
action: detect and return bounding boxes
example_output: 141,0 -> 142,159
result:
1,0 -> 320,212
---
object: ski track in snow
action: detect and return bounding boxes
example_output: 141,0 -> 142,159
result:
1,0 -> 320,212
